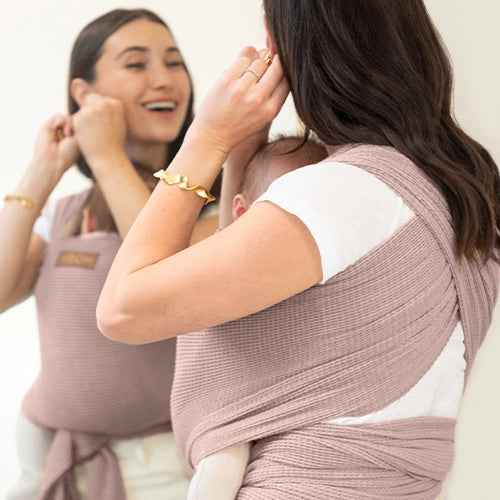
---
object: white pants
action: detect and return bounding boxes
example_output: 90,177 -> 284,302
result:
6,414 -> 191,500
187,443 -> 250,500
6,414 -> 54,500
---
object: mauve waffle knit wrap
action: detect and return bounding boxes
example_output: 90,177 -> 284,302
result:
21,190 -> 177,500
171,144 -> 499,499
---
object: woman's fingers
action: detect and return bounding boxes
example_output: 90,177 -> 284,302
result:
265,57 -> 290,104
72,92 -> 127,167
62,117 -> 74,139
192,46 -> 287,154
260,55 -> 288,95
239,49 -> 271,84
49,114 -> 74,142
222,46 -> 273,88
80,91 -> 107,107
240,55 -> 290,122
31,114 -> 79,175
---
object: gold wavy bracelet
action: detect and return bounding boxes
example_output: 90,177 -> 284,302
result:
4,194 -> 34,209
153,170 -> 216,205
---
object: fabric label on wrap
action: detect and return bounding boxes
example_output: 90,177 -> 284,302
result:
56,251 -> 99,269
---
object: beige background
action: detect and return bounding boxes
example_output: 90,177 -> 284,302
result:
0,1 -> 498,497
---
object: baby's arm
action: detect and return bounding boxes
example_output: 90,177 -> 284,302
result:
187,442 -> 251,500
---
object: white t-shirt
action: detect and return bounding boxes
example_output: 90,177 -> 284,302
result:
33,197 -> 58,243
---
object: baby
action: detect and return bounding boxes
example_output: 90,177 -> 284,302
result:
187,134 -> 327,499
229,134 -> 328,226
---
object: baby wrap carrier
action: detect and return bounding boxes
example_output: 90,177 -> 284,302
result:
171,145 -> 499,499
22,190 -> 177,500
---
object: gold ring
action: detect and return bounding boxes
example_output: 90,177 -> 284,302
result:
264,53 -> 272,66
243,69 -> 261,82
54,127 -> 64,142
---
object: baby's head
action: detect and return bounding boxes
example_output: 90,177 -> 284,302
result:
232,135 -> 327,221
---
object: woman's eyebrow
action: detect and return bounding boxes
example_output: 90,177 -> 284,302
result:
116,46 -> 180,59
116,46 -> 147,58
166,47 -> 181,56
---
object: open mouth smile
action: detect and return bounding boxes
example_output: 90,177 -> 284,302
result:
143,101 -> 177,112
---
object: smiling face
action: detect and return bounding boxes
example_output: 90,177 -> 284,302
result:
91,18 -> 192,150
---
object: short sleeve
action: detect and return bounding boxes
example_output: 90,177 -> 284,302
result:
253,161 -> 414,283
33,198 -> 58,243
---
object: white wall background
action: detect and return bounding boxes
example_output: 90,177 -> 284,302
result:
0,0 -> 498,498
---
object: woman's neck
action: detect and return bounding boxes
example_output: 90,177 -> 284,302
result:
125,142 -> 169,171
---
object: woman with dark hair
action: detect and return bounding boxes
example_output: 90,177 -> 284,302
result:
98,1 -> 499,498
0,8 -> 206,499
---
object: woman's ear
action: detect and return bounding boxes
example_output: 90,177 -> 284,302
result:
263,15 -> 277,56
70,78 -> 92,108
231,194 -> 251,222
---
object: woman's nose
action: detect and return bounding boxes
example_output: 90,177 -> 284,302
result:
150,64 -> 174,89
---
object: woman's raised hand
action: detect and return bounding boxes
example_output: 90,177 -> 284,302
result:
31,113 -> 80,183
71,92 -> 128,171
189,46 -> 289,157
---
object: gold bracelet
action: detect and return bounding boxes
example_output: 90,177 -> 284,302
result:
153,170 -> 216,205
4,194 -> 34,209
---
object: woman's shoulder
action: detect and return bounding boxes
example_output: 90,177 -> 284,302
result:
262,157 -> 404,206
255,159 -> 415,282
33,188 -> 92,243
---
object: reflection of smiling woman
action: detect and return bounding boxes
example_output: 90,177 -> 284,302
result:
73,19 -> 191,158
0,8 -> 208,500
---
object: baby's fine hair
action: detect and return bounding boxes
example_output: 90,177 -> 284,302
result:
239,134 -> 328,201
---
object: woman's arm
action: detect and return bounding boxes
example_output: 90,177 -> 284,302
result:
97,47 -> 322,344
218,48 -> 274,229
0,234 -> 46,313
0,115 -> 79,312
218,125 -> 270,229
71,93 -> 153,238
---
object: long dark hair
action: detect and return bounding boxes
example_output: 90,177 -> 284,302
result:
68,8 -> 194,178
264,0 -> 499,260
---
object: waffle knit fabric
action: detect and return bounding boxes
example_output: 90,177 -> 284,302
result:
22,190 -> 177,500
171,144 -> 499,499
